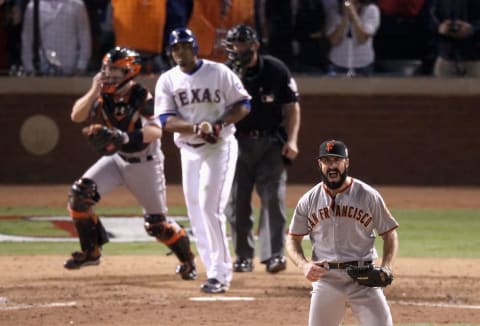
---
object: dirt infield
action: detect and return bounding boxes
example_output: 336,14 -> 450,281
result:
1,185 -> 480,325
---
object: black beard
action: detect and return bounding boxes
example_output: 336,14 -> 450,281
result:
320,168 -> 348,190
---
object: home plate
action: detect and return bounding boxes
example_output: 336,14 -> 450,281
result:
189,296 -> 255,302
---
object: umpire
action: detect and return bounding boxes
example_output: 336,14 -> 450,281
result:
224,24 -> 301,273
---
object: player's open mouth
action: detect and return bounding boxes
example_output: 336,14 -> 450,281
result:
327,171 -> 339,178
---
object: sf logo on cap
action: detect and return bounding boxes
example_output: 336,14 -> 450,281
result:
326,141 -> 335,152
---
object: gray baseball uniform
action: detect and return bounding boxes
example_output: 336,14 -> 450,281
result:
289,178 -> 399,326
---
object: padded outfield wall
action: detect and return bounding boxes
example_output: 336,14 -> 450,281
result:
1,76 -> 479,185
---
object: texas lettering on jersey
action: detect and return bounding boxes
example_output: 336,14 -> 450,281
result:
174,88 -> 221,107
307,204 -> 373,231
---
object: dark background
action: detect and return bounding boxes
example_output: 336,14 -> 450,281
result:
1,77 -> 479,186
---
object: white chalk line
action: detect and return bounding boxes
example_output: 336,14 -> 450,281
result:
0,301 -> 76,311
189,296 -> 255,302
391,300 -> 480,310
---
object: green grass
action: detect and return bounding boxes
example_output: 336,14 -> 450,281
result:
1,207 -> 480,258
391,208 -> 480,258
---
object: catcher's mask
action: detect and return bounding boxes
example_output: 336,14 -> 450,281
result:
167,27 -> 199,55
224,24 -> 259,68
101,47 -> 141,94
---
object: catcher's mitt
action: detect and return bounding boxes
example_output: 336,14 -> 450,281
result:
194,121 -> 223,144
346,265 -> 393,288
82,124 -> 126,156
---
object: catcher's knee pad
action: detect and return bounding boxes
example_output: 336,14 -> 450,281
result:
73,215 -> 109,253
68,178 -> 101,217
144,215 -> 186,244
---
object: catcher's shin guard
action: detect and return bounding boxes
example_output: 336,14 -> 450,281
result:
64,216 -> 109,269
73,216 -> 109,253
67,178 -> 108,259
144,214 -> 197,280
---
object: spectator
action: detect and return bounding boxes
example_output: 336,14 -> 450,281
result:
429,0 -> 480,77
1,0 -> 28,74
83,0 -> 115,72
326,0 -> 380,76
187,0 -> 255,63
293,0 -> 329,73
21,0 -> 91,76
374,0 -> 435,75
262,0 -> 295,67
111,0 -> 167,74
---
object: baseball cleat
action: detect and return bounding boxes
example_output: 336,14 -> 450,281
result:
200,278 -> 229,294
176,261 -> 197,280
233,258 -> 253,272
266,256 -> 287,274
64,251 -> 101,270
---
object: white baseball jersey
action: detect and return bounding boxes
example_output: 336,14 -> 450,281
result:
154,59 -> 250,285
289,178 -> 399,262
154,59 -> 250,147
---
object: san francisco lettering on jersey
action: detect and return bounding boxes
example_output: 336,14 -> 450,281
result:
308,204 -> 373,229
175,88 -> 221,106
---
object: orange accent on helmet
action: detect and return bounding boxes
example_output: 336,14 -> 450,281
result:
101,47 -> 142,93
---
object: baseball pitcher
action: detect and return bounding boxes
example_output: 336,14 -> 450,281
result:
287,140 -> 399,326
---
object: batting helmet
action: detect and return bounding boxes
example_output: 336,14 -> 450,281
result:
168,27 -> 199,55
101,47 -> 141,93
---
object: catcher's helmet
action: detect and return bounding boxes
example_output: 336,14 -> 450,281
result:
168,27 -> 199,55
101,47 -> 141,93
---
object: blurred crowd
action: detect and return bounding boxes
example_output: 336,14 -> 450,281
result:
0,0 -> 479,77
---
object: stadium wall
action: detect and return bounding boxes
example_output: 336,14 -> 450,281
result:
1,77 -> 479,185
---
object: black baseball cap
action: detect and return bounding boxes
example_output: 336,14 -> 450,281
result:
318,140 -> 348,158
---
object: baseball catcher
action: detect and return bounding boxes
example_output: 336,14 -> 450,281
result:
346,265 -> 393,287
64,47 -> 197,281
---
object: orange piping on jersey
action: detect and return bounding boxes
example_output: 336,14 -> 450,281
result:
322,178 -> 354,197
379,225 -> 399,236
288,231 -> 309,237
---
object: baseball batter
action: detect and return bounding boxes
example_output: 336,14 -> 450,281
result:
154,28 -> 251,293
286,140 -> 399,326
64,47 -> 197,281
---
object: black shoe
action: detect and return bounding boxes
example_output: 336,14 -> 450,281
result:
266,256 -> 287,274
233,257 -> 253,272
200,278 -> 228,294
176,261 -> 197,280
64,251 -> 101,270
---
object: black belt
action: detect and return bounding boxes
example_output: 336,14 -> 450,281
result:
327,261 -> 372,269
237,129 -> 275,138
186,142 -> 206,148
119,154 -> 154,163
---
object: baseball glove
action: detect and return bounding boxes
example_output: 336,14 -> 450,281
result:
346,265 -> 393,288
194,121 -> 223,144
82,124 -> 126,156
